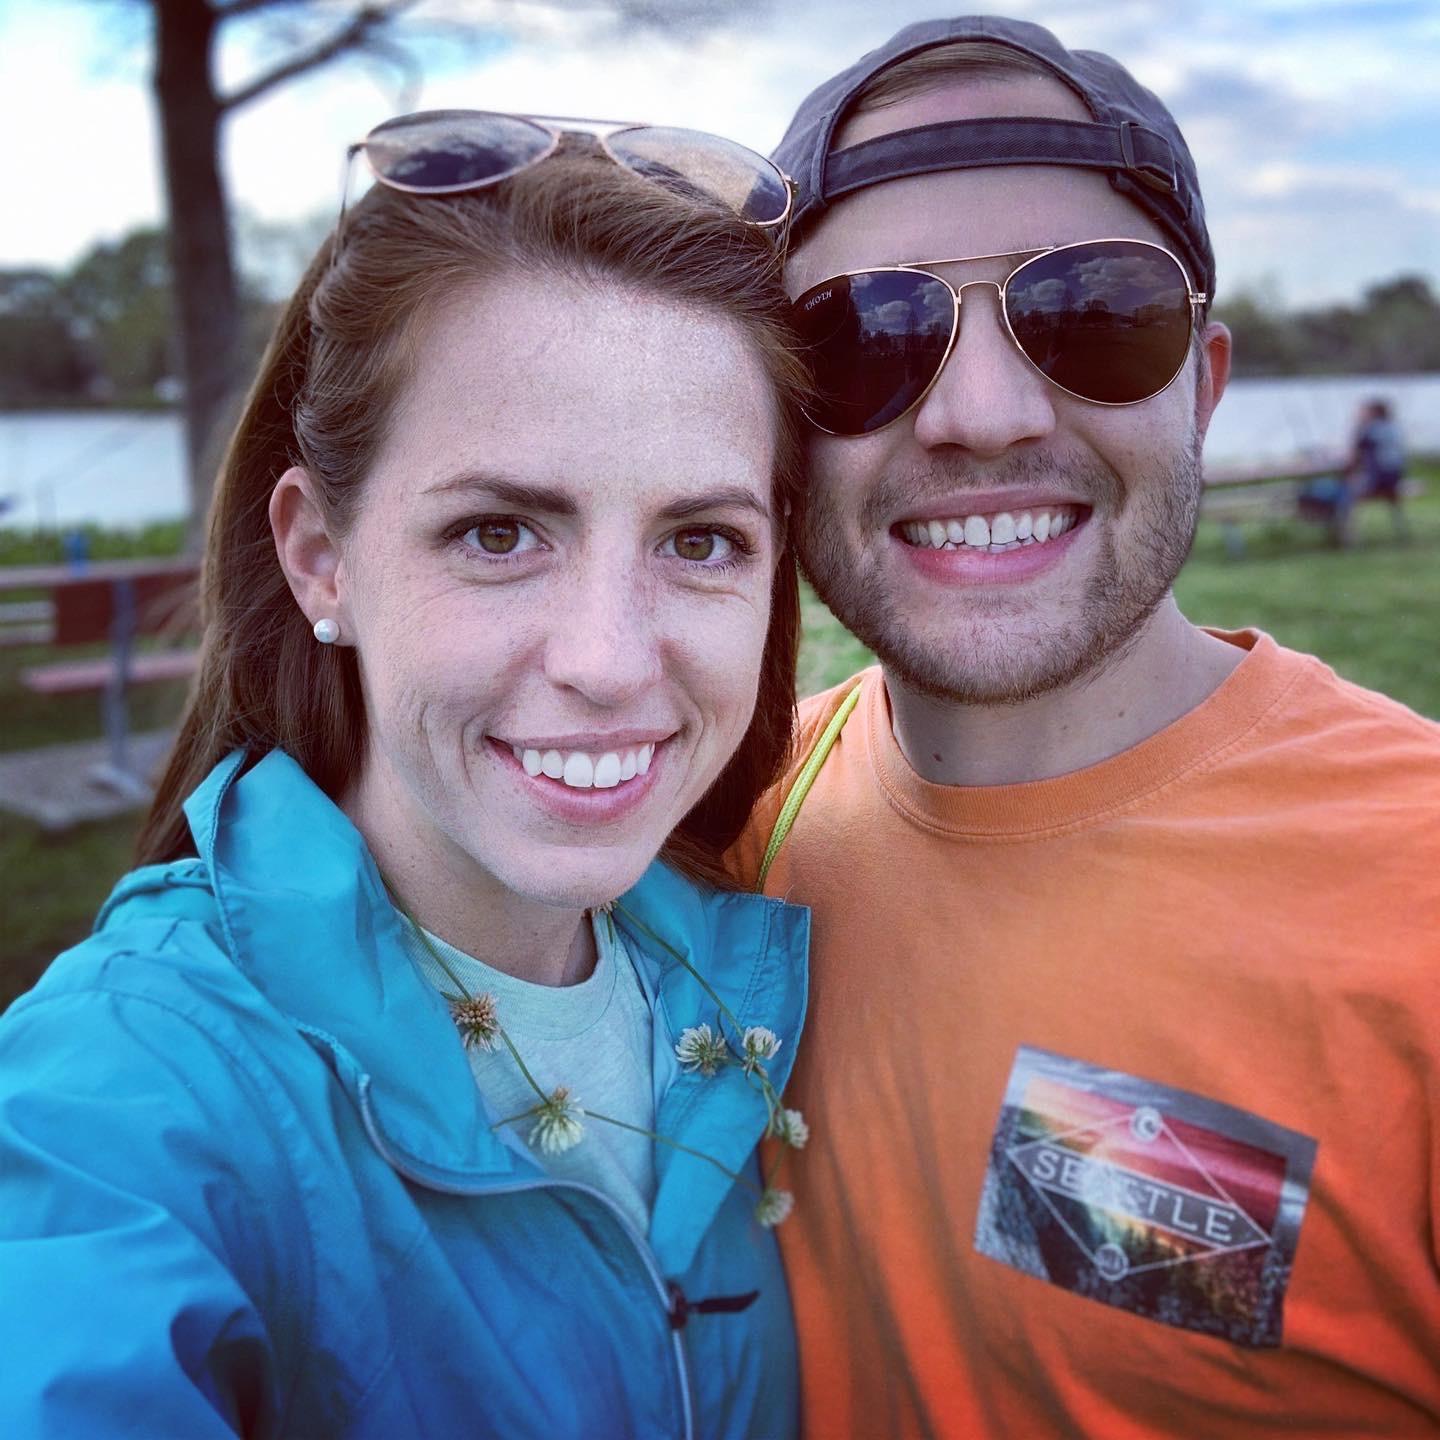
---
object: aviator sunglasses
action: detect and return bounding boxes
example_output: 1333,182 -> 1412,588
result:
791,238 -> 1207,436
336,109 -> 794,257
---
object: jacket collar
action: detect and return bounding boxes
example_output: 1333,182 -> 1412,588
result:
181,751 -> 808,1271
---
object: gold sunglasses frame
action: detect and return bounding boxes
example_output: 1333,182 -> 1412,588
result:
798,237 -> 1208,436
333,108 -> 796,265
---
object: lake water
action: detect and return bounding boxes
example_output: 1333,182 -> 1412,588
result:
2,372 -> 1438,530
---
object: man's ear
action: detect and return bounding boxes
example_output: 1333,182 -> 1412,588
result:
270,467 -> 346,639
1194,319 -> 1232,444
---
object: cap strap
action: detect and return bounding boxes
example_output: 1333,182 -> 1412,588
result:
823,116 -> 1179,200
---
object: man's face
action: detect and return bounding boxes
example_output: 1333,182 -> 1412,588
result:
789,76 -> 1229,706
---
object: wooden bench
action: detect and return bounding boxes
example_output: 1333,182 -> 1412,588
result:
12,560 -> 200,796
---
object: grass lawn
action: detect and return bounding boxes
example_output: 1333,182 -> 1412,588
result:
3,459 -> 1436,1008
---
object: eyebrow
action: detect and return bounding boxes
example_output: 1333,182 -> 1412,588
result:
422,472 -> 772,521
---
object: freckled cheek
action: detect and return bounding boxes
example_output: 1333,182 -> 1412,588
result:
679,602 -> 771,750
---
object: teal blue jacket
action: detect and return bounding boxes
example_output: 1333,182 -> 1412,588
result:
0,751 -> 809,1438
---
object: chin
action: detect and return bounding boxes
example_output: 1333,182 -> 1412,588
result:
485,844 -> 656,913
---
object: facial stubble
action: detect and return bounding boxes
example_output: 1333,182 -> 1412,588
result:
796,427 -> 1206,707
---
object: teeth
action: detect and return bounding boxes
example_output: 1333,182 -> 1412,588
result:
513,741 -> 659,789
562,752 -> 594,788
901,506 -> 1078,550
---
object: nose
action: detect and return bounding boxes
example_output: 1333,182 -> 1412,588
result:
543,554 -> 664,708
909,280 -> 1058,456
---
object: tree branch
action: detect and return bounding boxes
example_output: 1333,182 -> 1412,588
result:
221,0 -> 426,112
214,0 -> 312,19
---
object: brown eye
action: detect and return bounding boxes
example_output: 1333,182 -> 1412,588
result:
673,529 -> 718,562
477,520 -> 521,554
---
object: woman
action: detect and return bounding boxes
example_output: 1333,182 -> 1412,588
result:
0,119 -> 812,1438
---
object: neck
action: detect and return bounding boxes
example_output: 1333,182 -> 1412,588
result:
887,600 -> 1245,787
343,772 -> 596,988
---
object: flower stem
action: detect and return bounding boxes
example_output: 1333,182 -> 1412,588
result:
585,1108 -> 761,1197
496,1025 -> 551,1105
614,902 -> 746,1041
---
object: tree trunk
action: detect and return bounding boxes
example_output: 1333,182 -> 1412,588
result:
152,0 -> 241,550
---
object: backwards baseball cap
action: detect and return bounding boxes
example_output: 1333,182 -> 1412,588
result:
773,15 -> 1215,301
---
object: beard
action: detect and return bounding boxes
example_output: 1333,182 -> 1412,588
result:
796,431 -> 1206,707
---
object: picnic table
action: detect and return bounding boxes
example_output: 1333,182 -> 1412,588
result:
1,557 -> 199,797
1201,453 -> 1422,556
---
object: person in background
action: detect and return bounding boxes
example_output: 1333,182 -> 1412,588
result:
733,16 -> 1440,1437
0,121 -> 814,1439
1350,397 -> 1410,537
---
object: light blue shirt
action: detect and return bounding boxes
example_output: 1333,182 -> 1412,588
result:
403,910 -> 657,1235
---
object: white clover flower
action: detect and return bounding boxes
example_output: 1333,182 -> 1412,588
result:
742,1026 -> 782,1074
768,1107 -> 810,1150
755,1187 -> 795,1228
449,993 -> 501,1052
675,1023 -> 730,1077
529,1086 -> 586,1155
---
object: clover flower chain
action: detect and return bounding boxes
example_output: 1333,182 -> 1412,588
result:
675,1022 -> 731,1077
755,1187 -> 795,1228
404,896 -> 808,1227
530,1086 -> 586,1155
741,1025 -> 782,1075
449,992 -> 502,1052
768,1106 -> 810,1150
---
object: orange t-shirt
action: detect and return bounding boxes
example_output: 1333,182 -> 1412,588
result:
735,631 -> 1440,1438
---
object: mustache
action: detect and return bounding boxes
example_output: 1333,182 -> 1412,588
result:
852,451 -> 1126,531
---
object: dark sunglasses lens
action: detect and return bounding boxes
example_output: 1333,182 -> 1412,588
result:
793,272 -> 954,435
364,111 -> 553,190
606,127 -> 790,225
1005,241 -> 1194,403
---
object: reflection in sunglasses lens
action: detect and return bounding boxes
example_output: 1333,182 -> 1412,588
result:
795,272 -> 954,435
607,128 -> 790,226
1005,241 -> 1193,404
366,114 -> 553,189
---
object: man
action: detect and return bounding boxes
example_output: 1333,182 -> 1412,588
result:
735,17 -> 1440,1436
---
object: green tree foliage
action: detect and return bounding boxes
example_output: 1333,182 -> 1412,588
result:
0,272 -> 94,405
63,229 -> 175,402
1217,274 -> 1440,376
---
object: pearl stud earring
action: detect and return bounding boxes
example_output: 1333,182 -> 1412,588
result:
313,618 -> 340,644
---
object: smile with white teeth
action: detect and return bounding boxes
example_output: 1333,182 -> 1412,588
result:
508,741 -> 657,790
900,506 -> 1081,552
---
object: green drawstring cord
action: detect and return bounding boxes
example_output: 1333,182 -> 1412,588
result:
756,681 -> 863,891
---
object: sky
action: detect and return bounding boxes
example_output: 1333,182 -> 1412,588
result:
1,0 -> 1436,309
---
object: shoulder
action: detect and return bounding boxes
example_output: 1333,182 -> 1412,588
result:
1,860 -> 317,1232
727,668 -> 879,888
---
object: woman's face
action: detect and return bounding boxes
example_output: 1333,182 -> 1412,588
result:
335,273 -> 781,909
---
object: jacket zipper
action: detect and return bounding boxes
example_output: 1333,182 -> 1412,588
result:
356,1082 -> 696,1440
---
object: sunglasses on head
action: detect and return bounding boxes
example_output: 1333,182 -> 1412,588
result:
791,238 -> 1207,436
335,108 -> 794,259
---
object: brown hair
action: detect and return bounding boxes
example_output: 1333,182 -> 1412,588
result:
847,40 -> 1062,118
137,152 -> 810,886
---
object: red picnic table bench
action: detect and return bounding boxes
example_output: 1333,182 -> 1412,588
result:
4,558 -> 200,798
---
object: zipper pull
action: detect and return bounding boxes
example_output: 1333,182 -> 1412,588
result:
666,1280 -> 761,1330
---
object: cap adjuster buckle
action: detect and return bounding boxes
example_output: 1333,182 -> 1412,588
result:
1118,120 -> 1177,195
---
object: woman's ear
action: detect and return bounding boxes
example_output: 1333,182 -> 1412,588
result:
270,467 -> 346,639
